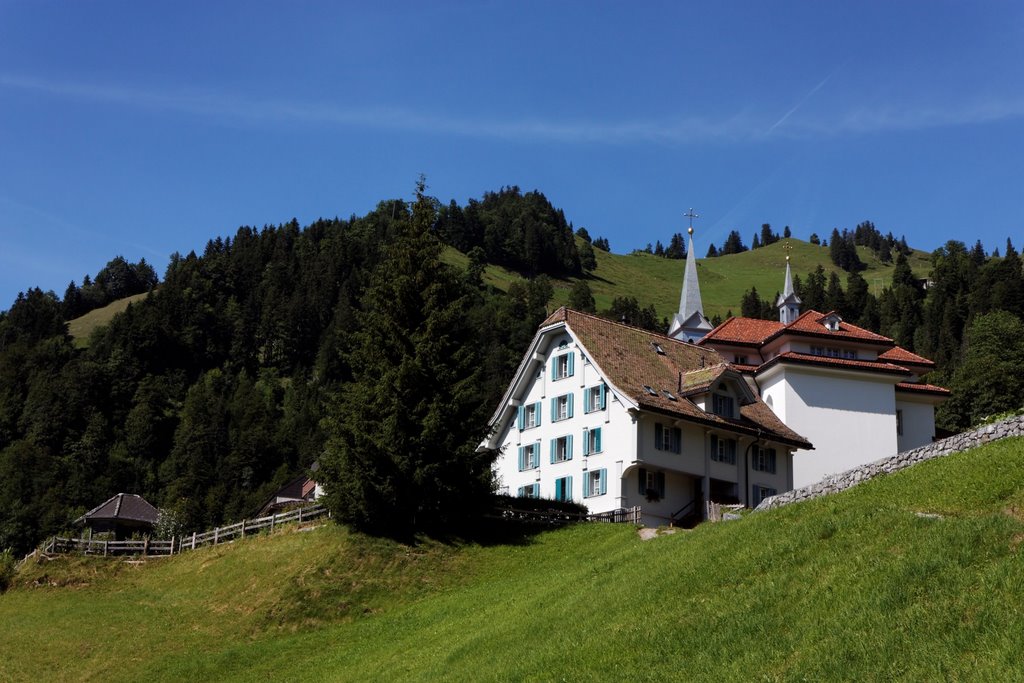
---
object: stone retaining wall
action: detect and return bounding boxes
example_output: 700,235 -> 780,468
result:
756,414 -> 1024,511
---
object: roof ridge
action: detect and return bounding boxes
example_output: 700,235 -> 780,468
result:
561,307 -> 719,351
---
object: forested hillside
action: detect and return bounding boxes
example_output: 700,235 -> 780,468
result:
0,183 -> 1022,554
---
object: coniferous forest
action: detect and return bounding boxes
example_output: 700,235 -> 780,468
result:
1,182 -> 1022,554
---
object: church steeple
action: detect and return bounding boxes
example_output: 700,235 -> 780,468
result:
667,210 -> 713,342
776,247 -> 802,324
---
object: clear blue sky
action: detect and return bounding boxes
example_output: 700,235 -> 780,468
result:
2,1 -> 1023,308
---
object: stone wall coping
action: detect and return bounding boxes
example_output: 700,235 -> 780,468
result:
755,414 -> 1024,511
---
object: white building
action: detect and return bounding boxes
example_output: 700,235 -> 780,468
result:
484,308 -> 812,527
691,250 -> 950,488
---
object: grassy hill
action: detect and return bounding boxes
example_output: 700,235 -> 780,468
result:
66,240 -> 929,345
446,238 -> 933,322
3,436 -> 1023,681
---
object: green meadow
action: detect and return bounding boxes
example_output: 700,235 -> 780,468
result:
3,436 -> 1023,681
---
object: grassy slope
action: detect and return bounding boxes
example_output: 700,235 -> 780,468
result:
3,437 -> 1023,681
66,292 -> 150,347
442,238 -> 933,321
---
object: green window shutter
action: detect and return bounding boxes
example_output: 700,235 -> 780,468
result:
638,468 -> 647,495
599,469 -> 607,496
518,446 -> 525,471
550,398 -> 556,422
656,471 -> 666,498
534,402 -> 542,426
567,392 -> 574,418
728,440 -> 737,459
550,439 -> 556,465
672,427 -> 681,454
582,428 -> 590,456
710,434 -> 718,459
567,434 -> 573,460
567,352 -> 575,377
567,476 -> 573,501
769,448 -> 777,474
599,383 -> 606,409
655,423 -> 663,450
594,427 -> 602,453
551,356 -> 558,377
517,405 -> 525,431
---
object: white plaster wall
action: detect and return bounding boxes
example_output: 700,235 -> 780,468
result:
770,367 -> 899,488
896,397 -> 937,453
621,467 -> 699,527
493,332 -> 639,515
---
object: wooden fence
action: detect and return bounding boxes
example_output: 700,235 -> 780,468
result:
41,504 -> 330,559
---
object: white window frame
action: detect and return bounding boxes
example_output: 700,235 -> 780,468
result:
584,385 -> 605,413
555,395 -> 569,421
585,469 -> 606,498
553,436 -> 571,463
752,485 -> 777,506
519,443 -> 539,471
587,427 -> 602,454
523,403 -> 538,429
752,446 -> 777,474
517,483 -> 539,498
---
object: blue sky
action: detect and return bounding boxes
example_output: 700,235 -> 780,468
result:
2,1 -> 1023,308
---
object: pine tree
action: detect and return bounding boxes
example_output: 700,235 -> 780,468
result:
319,178 -> 495,535
568,280 -> 597,313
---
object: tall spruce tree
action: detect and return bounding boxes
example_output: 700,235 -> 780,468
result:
319,178 -> 495,535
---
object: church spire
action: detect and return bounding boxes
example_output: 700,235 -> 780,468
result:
667,210 -> 713,342
776,244 -> 802,324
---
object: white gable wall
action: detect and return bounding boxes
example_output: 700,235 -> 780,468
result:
760,365 -> 898,488
493,330 -> 638,510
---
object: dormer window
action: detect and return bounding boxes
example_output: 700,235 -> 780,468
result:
823,314 -> 842,332
733,355 -> 748,365
712,393 -> 735,418
642,385 -> 658,396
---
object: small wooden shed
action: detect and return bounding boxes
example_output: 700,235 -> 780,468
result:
74,493 -> 160,540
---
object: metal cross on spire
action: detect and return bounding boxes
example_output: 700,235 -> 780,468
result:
782,240 -> 793,261
683,208 -> 699,235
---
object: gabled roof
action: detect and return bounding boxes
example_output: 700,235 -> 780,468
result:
699,317 -> 785,346
523,308 -> 811,449
782,310 -> 893,344
701,309 -> 894,347
74,493 -> 159,526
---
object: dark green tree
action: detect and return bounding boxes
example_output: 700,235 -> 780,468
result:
568,280 -> 597,313
319,178 -> 495,535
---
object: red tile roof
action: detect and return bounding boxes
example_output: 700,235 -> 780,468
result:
895,381 -> 951,396
701,310 -> 894,347
700,317 -> 784,346
757,351 -> 911,376
879,346 -> 936,368
544,308 -> 812,448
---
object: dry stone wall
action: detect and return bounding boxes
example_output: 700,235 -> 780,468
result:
756,414 -> 1024,511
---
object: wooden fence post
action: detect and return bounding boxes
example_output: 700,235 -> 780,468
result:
241,520 -> 246,536
270,515 -> 275,533
191,531 -> 197,550
214,527 -> 219,545
298,507 -> 303,523
103,540 -> 108,557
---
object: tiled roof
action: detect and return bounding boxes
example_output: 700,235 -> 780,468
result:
700,317 -> 784,346
75,493 -> 159,525
879,346 -> 936,368
701,310 -> 894,347
778,310 -> 893,344
547,308 -> 811,448
757,351 -> 911,376
895,381 -> 951,396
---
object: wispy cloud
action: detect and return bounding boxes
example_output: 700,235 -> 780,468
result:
2,72 -> 1022,145
767,65 -> 844,134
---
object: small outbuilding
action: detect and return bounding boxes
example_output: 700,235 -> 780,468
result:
74,493 -> 160,540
